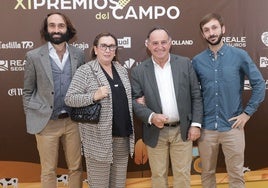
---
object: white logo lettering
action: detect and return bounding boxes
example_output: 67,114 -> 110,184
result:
118,37 -> 131,48
260,57 -> 268,68
261,32 -> 268,47
8,88 -> 23,96
14,0 -> 181,20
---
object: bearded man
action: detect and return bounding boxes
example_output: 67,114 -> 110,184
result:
22,12 -> 85,188
192,13 -> 265,188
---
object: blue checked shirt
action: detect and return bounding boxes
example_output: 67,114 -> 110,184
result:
192,44 -> 265,131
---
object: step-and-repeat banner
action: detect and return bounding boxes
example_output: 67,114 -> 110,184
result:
1,0 -> 268,182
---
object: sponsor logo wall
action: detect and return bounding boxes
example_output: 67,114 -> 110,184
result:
1,0 -> 268,182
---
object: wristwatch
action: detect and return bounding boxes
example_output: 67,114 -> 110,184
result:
244,111 -> 250,116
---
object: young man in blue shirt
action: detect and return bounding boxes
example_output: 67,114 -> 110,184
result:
192,13 -> 265,188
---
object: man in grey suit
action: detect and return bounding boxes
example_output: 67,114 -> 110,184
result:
131,27 -> 203,188
22,12 -> 85,188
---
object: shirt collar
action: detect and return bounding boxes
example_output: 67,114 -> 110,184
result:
151,54 -> 171,68
48,42 -> 69,53
207,43 -> 228,57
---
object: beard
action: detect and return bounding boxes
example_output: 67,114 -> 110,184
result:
45,31 -> 70,45
206,32 -> 223,46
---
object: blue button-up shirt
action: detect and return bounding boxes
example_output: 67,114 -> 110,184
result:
192,44 -> 265,131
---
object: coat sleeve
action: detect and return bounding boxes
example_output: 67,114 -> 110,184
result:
130,66 -> 154,123
22,52 -> 37,113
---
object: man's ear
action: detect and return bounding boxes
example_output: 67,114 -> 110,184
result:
200,30 -> 207,39
222,25 -> 226,34
145,39 -> 148,47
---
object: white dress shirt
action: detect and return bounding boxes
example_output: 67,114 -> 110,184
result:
148,54 -> 201,128
48,42 -> 69,71
153,55 -> 179,123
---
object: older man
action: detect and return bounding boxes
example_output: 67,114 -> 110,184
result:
131,27 -> 203,188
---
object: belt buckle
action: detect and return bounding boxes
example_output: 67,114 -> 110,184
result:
164,121 -> 180,127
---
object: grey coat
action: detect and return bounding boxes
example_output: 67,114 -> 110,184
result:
131,54 -> 203,147
22,43 -> 85,134
65,60 -> 135,163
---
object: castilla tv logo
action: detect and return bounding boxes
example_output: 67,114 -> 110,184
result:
14,0 -> 181,20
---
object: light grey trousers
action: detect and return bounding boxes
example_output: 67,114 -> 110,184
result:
85,137 -> 129,188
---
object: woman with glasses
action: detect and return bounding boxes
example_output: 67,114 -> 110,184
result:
65,32 -> 135,188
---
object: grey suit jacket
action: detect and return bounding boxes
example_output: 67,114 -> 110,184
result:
22,43 -> 85,134
131,54 -> 203,147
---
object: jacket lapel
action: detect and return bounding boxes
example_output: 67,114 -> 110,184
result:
170,55 -> 180,100
68,46 -> 79,76
145,60 -> 162,111
39,44 -> 54,87
91,59 -> 109,87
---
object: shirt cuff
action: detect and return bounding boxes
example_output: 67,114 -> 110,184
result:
191,122 -> 201,128
148,112 -> 155,124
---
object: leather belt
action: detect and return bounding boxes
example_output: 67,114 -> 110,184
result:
58,113 -> 69,119
164,121 -> 180,127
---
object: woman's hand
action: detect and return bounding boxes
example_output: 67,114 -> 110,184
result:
93,86 -> 109,101
136,96 -> 146,105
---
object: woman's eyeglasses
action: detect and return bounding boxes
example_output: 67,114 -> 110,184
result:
98,44 -> 117,51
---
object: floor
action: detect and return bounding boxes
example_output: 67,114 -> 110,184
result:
14,170 -> 268,188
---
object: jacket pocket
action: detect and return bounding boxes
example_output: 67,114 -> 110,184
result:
28,101 -> 42,110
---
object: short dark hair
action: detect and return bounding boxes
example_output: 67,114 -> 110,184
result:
146,26 -> 171,40
40,12 -> 76,41
199,13 -> 224,32
90,32 -> 118,61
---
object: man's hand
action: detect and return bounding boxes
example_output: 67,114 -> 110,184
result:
229,112 -> 250,129
151,113 -> 168,128
188,126 -> 201,141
